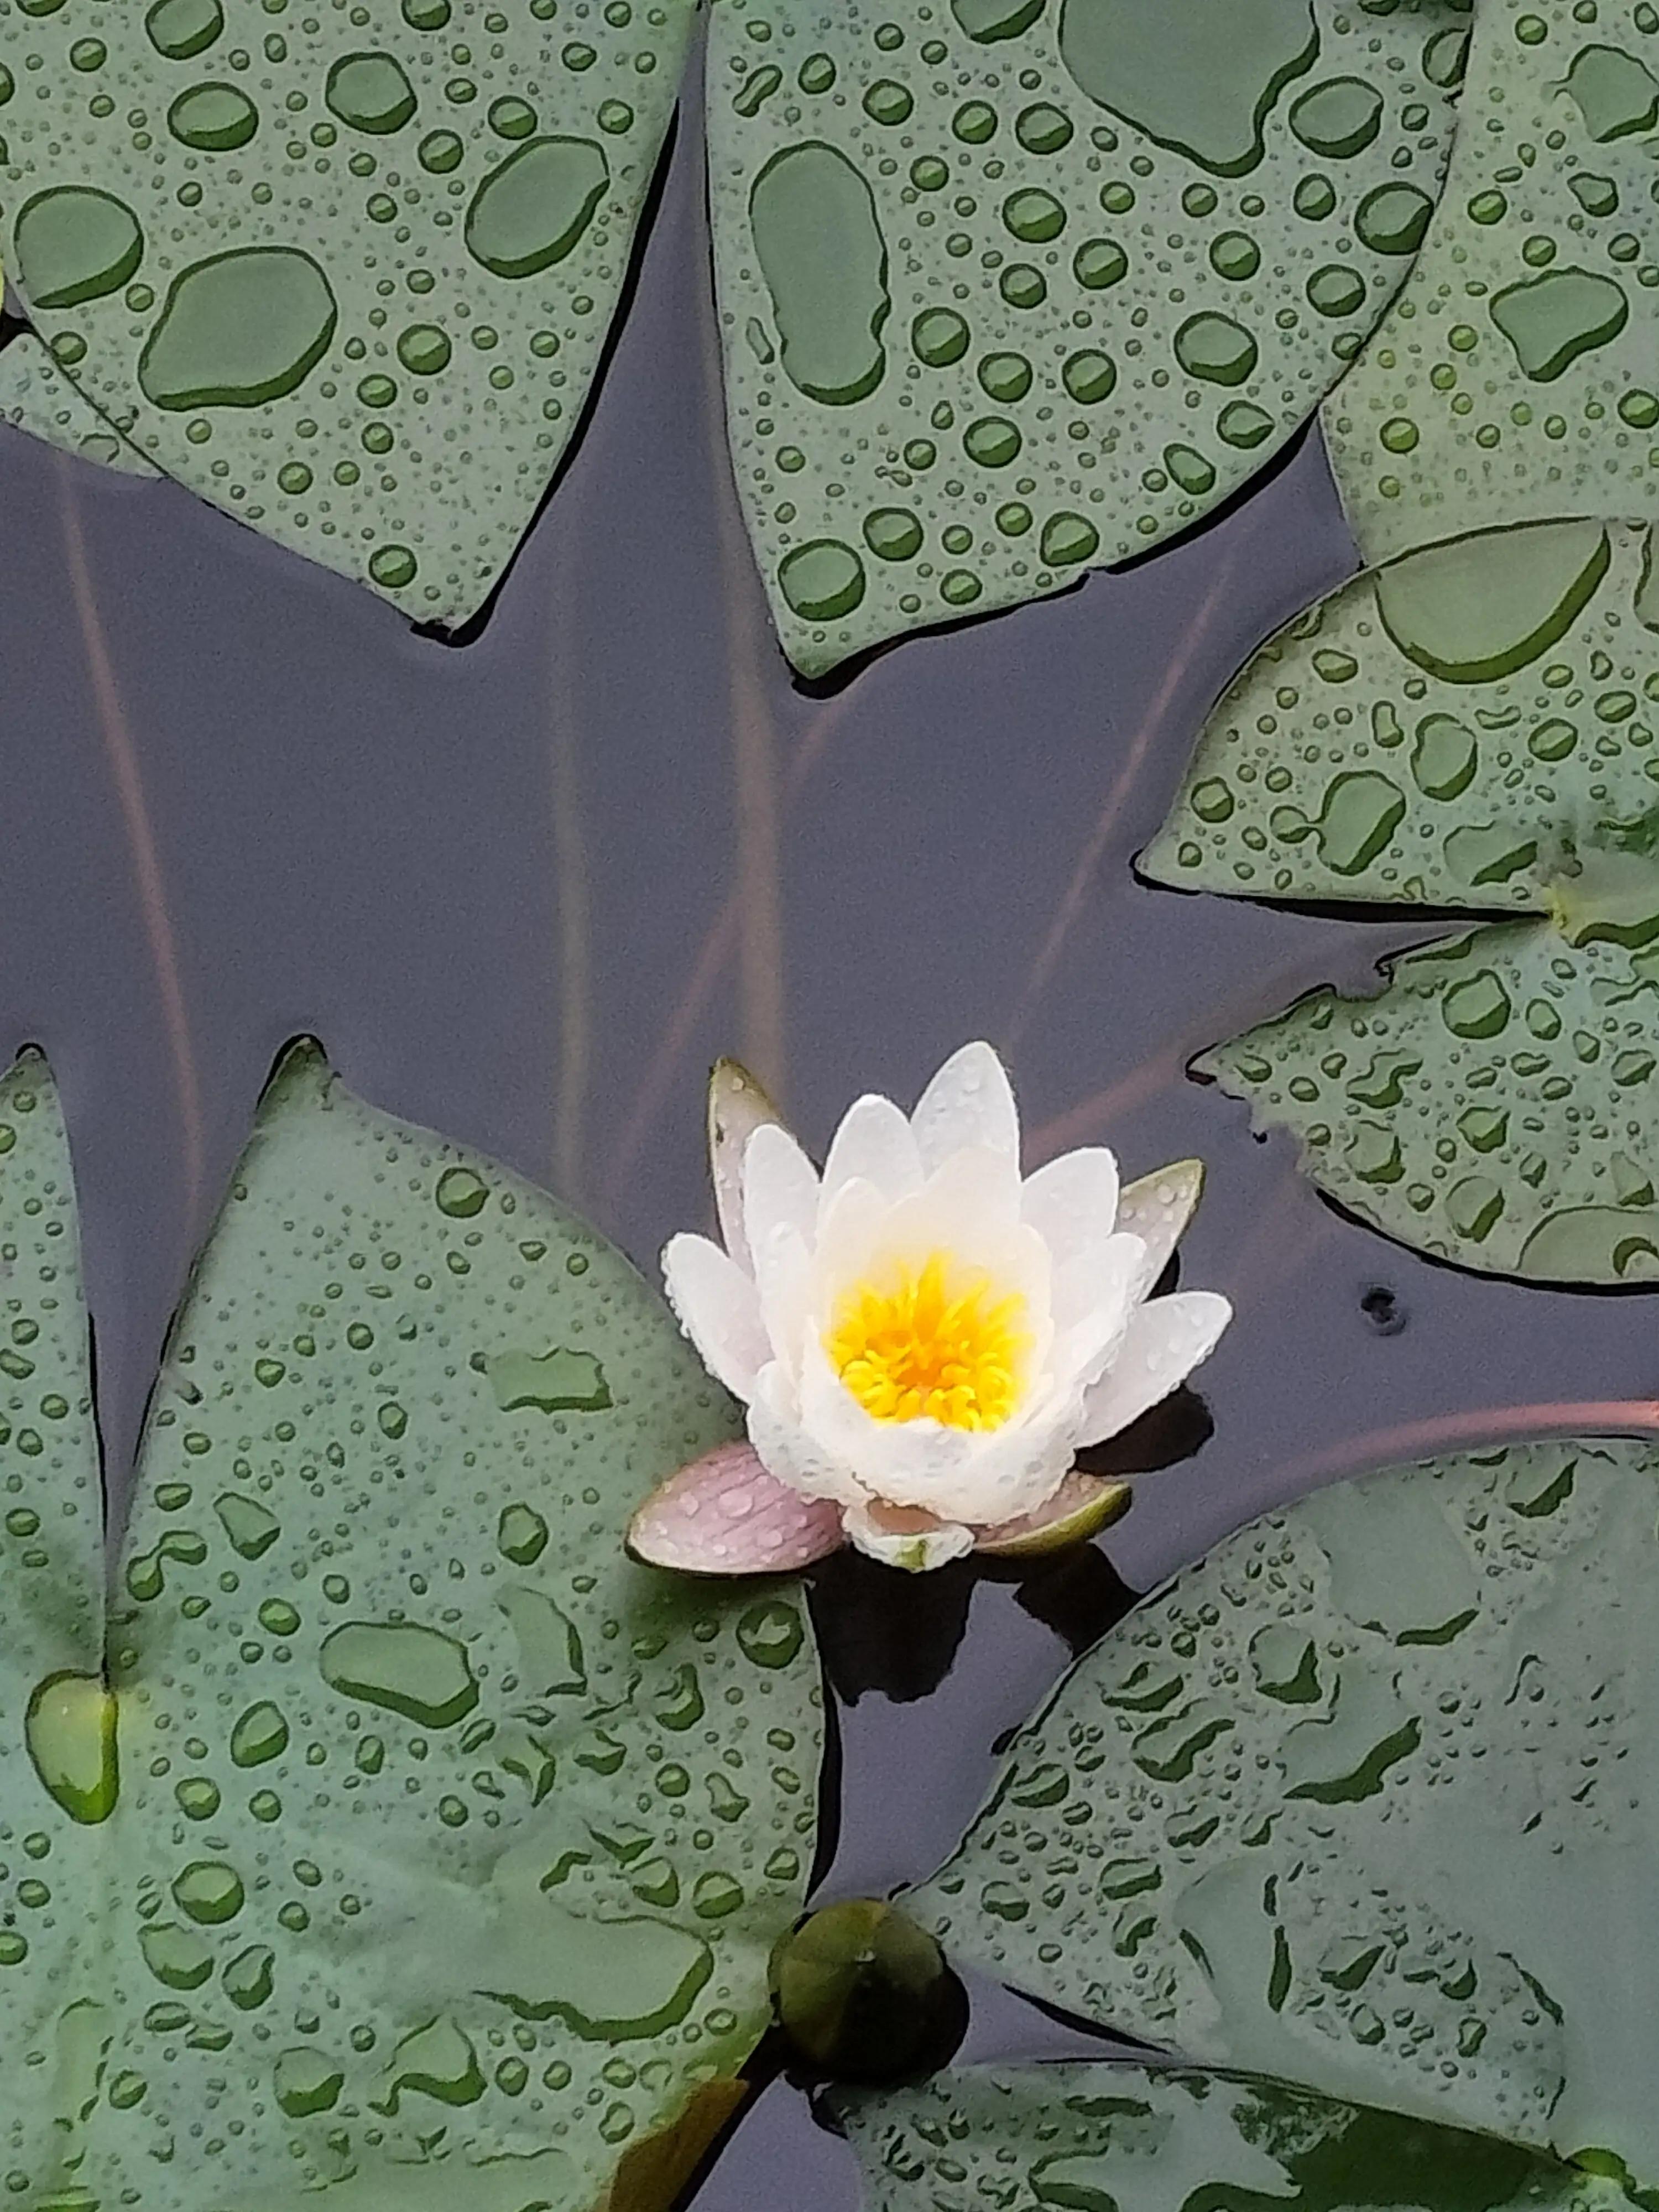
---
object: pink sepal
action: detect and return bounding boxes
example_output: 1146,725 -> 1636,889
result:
627,1442 -> 848,1575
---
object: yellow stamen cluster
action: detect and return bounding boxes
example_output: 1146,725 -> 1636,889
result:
825,1251 -> 1030,1430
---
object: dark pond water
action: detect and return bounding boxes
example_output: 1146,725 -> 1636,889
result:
2,34 -> 1656,2212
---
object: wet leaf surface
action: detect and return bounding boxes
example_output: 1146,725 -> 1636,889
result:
839,2061 -> 1626,2212
707,0 -> 1460,674
0,0 -> 695,627
0,331 -> 159,475
908,1436 -> 1659,2178
0,1045 -> 822,2210
1324,0 -> 1659,565
1199,919 -> 1659,1285
1145,515 -> 1659,1281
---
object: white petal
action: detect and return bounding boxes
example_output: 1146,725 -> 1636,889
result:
1118,1158 -> 1205,1303
911,1041 -> 1018,1172
661,1234 -> 771,1401
707,1059 -> 783,1275
1021,1147 -> 1120,1271
821,1094 -> 923,1213
1048,1232 -> 1147,1386
742,1121 -> 820,1260
748,1363 -> 868,1509
1079,1290 -> 1232,1445
843,1501 -> 975,1573
751,1217 -> 814,1381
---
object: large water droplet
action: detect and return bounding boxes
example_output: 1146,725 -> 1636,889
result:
1058,0 -> 1317,175
229,1699 -> 289,1767
952,0 -> 1046,38
25,1671 -> 117,1824
1289,76 -> 1383,158
1174,312 -> 1258,385
319,1619 -> 479,1726
379,2016 -> 486,2111
14,187 -> 144,310
750,143 -> 889,405
1354,181 -> 1434,254
1559,42 -> 1659,139
325,51 -> 418,134
1490,268 -> 1628,382
274,2047 -> 345,2118
145,0 -> 223,60
167,82 -> 258,152
214,1490 -> 279,1559
484,1345 -> 611,1413
173,1859 -> 245,1924
465,136 -> 609,279
498,1586 -> 587,1697
1375,520 -> 1609,681
778,539 -> 867,621
139,248 -> 337,409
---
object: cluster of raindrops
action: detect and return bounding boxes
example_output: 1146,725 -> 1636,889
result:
838,2058 -> 1620,2212
1147,517 -> 1659,908
0,329 -> 159,472
0,1044 -> 822,2209
0,0 -> 696,624
1203,916 -> 1659,1281
909,1439 -> 1657,2165
707,0 -> 1462,672
1326,0 -> 1659,561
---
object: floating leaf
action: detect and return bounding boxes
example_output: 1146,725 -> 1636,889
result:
841,2063 -> 1625,2212
1144,518 -> 1659,910
1199,920 -> 1659,1283
707,0 -> 1460,674
0,4 -> 695,625
0,331 -> 160,474
1324,0 -> 1659,565
1144,518 -> 1659,1280
910,1437 -> 1659,2175
0,1044 -> 822,2209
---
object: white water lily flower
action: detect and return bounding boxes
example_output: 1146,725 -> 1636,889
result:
630,1043 -> 1232,1575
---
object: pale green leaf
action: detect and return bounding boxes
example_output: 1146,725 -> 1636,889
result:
707,0 -> 1461,675
908,1437 -> 1659,2179
0,4 -> 695,625
1142,517 -> 1659,911
1198,919 -> 1659,1284
841,2063 -> 1627,2212
1,1044 -> 822,2212
1324,0 -> 1659,565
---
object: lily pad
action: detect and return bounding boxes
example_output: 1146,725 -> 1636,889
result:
1324,0 -> 1659,566
1143,517 -> 1659,910
1198,919 -> 1659,1284
0,331 -> 160,475
0,3 -> 695,626
841,2063 -> 1625,2212
707,0 -> 1460,675
0,1043 -> 822,2210
909,1436 -> 1659,2177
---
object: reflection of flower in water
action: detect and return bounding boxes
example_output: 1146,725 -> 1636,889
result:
632,1043 -> 1232,1575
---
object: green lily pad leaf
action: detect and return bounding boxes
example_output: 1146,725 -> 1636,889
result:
839,2063 -> 1626,2212
909,1436 -> 1659,2176
707,0 -> 1460,675
0,1050 -> 108,2198
1197,917 -> 1659,1283
0,331 -> 160,475
0,6 -> 695,627
0,1042 -> 822,2210
1142,517 -> 1659,911
1324,0 -> 1659,566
